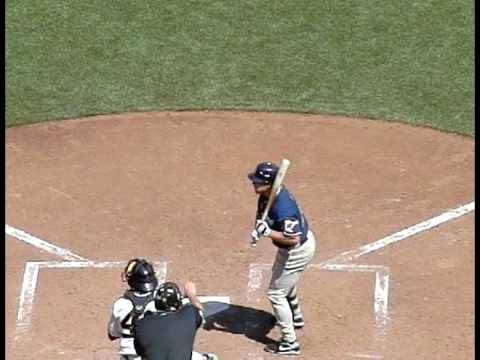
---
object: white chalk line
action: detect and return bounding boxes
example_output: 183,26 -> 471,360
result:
5,224 -> 87,261
310,263 -> 391,325
244,263 -> 268,360
9,200 -> 473,356
246,263 -> 389,359
246,263 -> 270,303
314,201 -> 473,328
312,263 -> 385,272
248,263 -> 391,328
14,262 -> 40,340
346,352 -> 384,359
156,260 -> 168,284
246,201 -> 474,359
373,270 -> 390,325
13,260 -> 167,344
197,296 -> 231,303
182,296 -> 231,305
325,201 -> 474,265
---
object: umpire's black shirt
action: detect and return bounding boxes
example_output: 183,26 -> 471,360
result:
133,304 -> 203,360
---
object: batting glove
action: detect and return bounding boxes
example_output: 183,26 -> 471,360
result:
255,220 -> 272,237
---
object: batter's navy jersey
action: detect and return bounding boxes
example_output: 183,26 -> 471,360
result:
133,304 -> 203,360
257,186 -> 309,244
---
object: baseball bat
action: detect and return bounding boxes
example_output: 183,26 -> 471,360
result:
251,158 -> 291,247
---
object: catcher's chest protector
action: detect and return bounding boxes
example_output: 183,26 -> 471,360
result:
121,290 -> 156,337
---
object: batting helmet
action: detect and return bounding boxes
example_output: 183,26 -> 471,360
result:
155,282 -> 183,311
122,258 -> 158,293
248,161 -> 279,185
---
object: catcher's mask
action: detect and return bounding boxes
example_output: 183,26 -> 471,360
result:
122,258 -> 158,292
155,282 -> 183,312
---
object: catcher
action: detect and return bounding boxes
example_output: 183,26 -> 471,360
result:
108,258 -> 159,360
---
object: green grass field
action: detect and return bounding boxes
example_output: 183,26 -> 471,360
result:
6,1 -> 474,136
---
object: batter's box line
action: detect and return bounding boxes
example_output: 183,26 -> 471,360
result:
246,262 -> 389,360
311,263 -> 390,325
13,260 -> 168,343
247,263 -> 390,325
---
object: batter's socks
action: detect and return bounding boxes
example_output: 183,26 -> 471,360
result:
275,316 -> 304,329
264,340 -> 301,356
292,315 -> 305,329
287,294 -> 305,329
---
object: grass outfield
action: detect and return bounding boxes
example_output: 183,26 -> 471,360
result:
6,1 -> 474,136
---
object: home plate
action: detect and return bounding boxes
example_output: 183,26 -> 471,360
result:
183,296 -> 231,317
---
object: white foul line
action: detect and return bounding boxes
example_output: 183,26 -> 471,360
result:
325,201 -> 475,264
5,224 -> 87,261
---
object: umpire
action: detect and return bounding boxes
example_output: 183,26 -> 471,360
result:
133,281 -> 218,360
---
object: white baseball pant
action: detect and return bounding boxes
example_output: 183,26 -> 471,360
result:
267,230 -> 317,343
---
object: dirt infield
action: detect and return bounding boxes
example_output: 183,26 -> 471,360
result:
5,111 -> 474,359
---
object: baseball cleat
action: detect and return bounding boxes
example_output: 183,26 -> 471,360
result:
264,340 -> 300,356
202,353 -> 219,360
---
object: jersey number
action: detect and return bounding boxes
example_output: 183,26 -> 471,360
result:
284,219 -> 298,233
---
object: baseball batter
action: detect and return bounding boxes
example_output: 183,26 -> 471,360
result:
248,161 -> 317,356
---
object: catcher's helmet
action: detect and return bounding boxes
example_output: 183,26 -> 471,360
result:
248,161 -> 279,185
122,258 -> 158,292
155,282 -> 183,311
